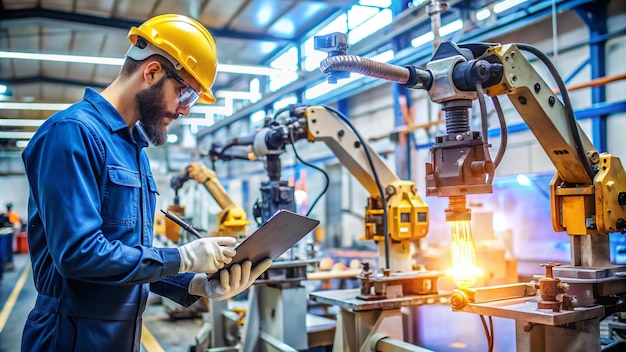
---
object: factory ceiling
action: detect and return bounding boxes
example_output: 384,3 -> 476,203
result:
1,0 -> 619,157
0,0 -> 361,150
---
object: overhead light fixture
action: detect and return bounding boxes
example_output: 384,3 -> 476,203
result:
0,84 -> 13,101
0,102 -> 72,110
0,102 -> 229,114
0,51 -> 124,65
411,19 -> 464,48
0,131 -> 35,139
218,63 -> 290,76
0,119 -> 45,127
494,0 -> 527,13
0,51 -> 294,77
178,118 -> 218,126
216,90 -> 261,101
166,134 -> 179,144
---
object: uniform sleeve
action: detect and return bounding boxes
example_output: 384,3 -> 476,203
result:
150,273 -> 201,307
25,119 -> 180,285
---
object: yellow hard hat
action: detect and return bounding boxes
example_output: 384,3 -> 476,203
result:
127,14 -> 218,104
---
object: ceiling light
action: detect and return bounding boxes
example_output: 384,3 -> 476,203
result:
476,9 -> 492,21
0,102 -> 229,115
494,0 -> 527,13
166,134 -> 179,144
0,102 -> 72,110
0,51 -> 294,77
0,119 -> 45,127
0,131 -> 35,139
178,118 -> 217,126
0,84 -> 13,100
0,51 -> 124,65
219,63 -> 293,76
216,90 -> 261,100
411,19 -> 464,48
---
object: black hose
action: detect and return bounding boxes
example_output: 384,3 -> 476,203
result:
476,81 -> 489,144
515,43 -> 595,181
491,97 -> 507,168
321,105 -> 391,270
288,130 -> 330,217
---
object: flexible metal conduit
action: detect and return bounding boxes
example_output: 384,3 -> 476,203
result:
320,55 -> 410,85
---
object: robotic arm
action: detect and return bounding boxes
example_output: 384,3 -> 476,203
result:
313,32 -> 626,351
231,105 -> 429,274
171,163 -> 250,240
317,33 -> 626,268
210,125 -> 297,224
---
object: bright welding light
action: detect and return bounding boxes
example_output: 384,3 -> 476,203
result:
449,220 -> 480,289
445,195 -> 480,289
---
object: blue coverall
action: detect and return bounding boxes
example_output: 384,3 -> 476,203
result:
21,88 -> 200,351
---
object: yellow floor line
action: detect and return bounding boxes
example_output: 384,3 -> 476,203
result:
0,263 -> 165,352
0,264 -> 31,333
141,322 -> 165,352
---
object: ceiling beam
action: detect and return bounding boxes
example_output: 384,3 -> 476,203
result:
197,0 -> 595,139
0,8 -> 296,43
216,3 -> 358,108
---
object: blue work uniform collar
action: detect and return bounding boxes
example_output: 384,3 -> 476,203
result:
83,87 -> 149,148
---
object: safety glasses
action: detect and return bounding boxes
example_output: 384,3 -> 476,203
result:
162,66 -> 200,108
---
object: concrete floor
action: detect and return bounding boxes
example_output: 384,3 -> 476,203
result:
0,253 -> 35,352
0,253 -> 515,352
0,253 -> 202,352
1,252 -> 621,351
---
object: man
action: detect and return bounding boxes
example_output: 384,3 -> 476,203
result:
21,14 -> 271,351
0,210 -> 9,280
0,202 -> 21,271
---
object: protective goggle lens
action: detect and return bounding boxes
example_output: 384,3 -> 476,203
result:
178,87 -> 200,108
163,66 -> 201,108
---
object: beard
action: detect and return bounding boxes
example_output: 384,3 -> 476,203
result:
135,77 -> 177,146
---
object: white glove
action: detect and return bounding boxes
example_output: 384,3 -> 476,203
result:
188,258 -> 273,300
178,237 -> 237,274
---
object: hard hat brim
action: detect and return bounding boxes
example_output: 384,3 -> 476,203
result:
199,91 -> 216,104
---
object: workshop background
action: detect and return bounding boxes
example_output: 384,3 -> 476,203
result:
1,0 -> 626,351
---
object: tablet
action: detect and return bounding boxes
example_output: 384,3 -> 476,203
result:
207,209 -> 320,279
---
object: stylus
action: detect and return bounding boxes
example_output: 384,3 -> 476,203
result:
160,209 -> 203,239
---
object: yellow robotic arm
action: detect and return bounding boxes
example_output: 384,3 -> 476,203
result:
300,106 -> 429,242
247,106 -> 429,273
481,44 -> 625,267
317,35 -> 626,268
172,163 -> 250,240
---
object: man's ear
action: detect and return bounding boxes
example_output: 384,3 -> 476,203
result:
143,61 -> 162,84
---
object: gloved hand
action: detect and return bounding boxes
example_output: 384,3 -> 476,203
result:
178,237 -> 237,274
188,258 -> 273,300
187,163 -> 214,183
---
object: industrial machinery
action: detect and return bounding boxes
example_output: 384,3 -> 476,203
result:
216,104 -> 437,291
210,132 -> 297,225
211,103 -> 452,351
315,32 -> 626,351
208,138 -> 331,352
170,162 -> 250,241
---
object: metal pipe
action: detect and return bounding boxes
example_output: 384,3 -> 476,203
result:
369,333 -> 433,352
